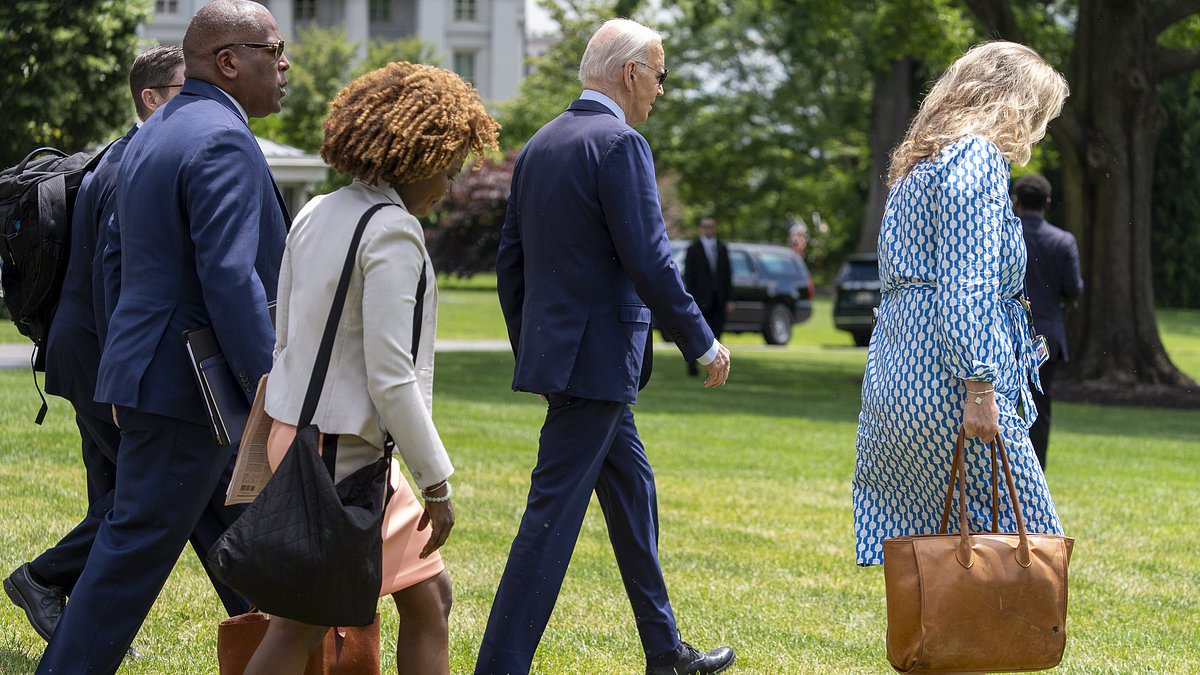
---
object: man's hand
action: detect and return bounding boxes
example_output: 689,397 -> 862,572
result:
703,343 -> 731,388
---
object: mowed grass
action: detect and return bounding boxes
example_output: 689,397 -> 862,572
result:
1,289 -> 1198,672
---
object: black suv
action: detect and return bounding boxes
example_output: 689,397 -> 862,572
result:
670,241 -> 813,345
833,252 -> 881,346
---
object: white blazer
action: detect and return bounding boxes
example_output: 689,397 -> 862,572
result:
264,180 -> 453,489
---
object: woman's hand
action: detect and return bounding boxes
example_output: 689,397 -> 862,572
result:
417,482 -> 455,559
961,381 -> 1000,442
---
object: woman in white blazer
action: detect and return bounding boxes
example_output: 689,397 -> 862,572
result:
245,63 -> 499,675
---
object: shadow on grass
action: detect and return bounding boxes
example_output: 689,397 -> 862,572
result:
435,350 -> 866,424
1054,401 -> 1199,444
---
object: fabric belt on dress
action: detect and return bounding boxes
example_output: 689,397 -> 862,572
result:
880,283 -> 1042,428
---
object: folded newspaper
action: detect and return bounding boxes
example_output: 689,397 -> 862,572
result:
225,374 -> 275,505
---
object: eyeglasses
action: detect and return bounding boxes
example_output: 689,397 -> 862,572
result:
633,61 -> 669,86
149,83 -> 184,91
212,40 -> 286,61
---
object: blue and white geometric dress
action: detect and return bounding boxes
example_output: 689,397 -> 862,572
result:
853,135 -> 1063,566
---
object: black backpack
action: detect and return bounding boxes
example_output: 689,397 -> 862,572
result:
0,145 -> 109,366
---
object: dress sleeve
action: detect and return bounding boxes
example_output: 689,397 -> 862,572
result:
359,215 -> 453,489
934,137 -> 1011,383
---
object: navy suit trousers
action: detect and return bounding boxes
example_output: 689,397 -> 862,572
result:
475,396 -> 679,674
29,408 -> 119,594
36,409 -> 248,675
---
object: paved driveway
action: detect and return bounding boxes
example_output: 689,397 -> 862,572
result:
0,340 -> 513,370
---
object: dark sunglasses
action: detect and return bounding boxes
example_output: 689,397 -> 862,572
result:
212,40 -> 286,61
634,61 -> 669,86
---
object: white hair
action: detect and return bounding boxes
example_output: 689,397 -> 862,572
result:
578,18 -> 662,84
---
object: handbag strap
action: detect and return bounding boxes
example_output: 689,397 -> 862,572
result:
938,428 -> 1032,568
295,202 -> 428,488
297,203 -> 397,428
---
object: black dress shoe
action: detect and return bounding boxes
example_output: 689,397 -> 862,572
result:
646,641 -> 736,675
4,563 -> 66,641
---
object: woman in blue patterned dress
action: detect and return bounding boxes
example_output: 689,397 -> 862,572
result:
854,42 -> 1070,566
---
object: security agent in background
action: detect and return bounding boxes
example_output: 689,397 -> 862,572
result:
3,45 -> 186,645
683,215 -> 733,376
35,1 -> 290,672
1014,174 -> 1083,470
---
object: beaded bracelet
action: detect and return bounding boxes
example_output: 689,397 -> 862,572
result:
422,481 -> 452,503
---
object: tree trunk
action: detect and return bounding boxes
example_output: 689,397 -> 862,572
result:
1055,0 -> 1197,400
857,56 -> 916,253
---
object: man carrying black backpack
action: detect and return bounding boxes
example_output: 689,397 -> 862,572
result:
2,46 -> 188,644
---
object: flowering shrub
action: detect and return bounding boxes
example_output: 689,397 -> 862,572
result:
425,152 -> 515,278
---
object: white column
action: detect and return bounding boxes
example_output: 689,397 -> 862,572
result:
416,0 -> 448,68
271,0 -> 294,44
345,0 -> 370,61
489,0 -> 523,101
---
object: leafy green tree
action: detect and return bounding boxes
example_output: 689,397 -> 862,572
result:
250,26 -> 439,153
0,0 -> 149,165
498,1 -> 638,150
1153,18 -> 1200,309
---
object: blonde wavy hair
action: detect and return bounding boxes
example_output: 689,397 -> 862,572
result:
888,41 -> 1068,185
321,62 -> 500,185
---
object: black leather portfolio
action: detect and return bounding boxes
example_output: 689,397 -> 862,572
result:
183,325 -> 250,447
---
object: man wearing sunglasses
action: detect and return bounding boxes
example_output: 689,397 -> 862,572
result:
37,2 -> 290,672
480,18 -> 734,675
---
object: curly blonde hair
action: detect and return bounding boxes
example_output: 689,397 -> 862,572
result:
888,41 -> 1068,185
321,62 -> 500,185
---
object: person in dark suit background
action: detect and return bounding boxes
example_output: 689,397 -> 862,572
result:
1014,174 -> 1083,470
479,18 -> 735,675
683,215 -> 733,376
36,2 -> 289,672
3,46 -> 185,644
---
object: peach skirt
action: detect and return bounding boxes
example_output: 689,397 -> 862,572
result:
266,420 -> 444,596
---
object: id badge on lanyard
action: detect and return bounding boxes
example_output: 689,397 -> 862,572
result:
1019,289 -> 1050,369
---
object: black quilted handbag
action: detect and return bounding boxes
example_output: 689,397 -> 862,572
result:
208,203 -> 425,627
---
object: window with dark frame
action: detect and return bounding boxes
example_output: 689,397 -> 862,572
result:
155,0 -> 179,13
295,0 -> 317,22
453,50 -> 477,84
454,0 -> 477,22
370,0 -> 391,22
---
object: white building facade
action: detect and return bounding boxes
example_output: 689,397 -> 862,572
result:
142,0 -> 525,101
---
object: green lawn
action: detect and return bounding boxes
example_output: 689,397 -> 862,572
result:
1,286 -> 1199,673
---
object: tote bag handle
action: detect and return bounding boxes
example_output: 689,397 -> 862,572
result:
937,428 -> 1033,569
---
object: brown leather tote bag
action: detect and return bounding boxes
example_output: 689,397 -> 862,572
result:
883,430 -> 1074,673
217,610 -> 381,675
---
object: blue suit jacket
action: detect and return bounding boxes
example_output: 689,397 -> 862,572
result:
43,125 -> 137,417
95,79 -> 287,424
1021,213 -> 1083,361
497,99 -> 713,404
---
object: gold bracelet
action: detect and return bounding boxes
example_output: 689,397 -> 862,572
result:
969,389 -> 995,405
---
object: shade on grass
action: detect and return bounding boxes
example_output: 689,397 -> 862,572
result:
0,285 -> 1197,672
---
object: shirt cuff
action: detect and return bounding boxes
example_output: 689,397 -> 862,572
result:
696,340 -> 720,366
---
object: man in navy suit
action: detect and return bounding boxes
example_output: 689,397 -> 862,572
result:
1015,174 -> 1083,469
36,2 -> 289,672
478,19 -> 735,675
3,46 -> 186,643
683,216 -> 733,376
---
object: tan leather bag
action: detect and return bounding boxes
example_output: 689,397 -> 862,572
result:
217,610 -> 381,675
883,430 -> 1074,673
